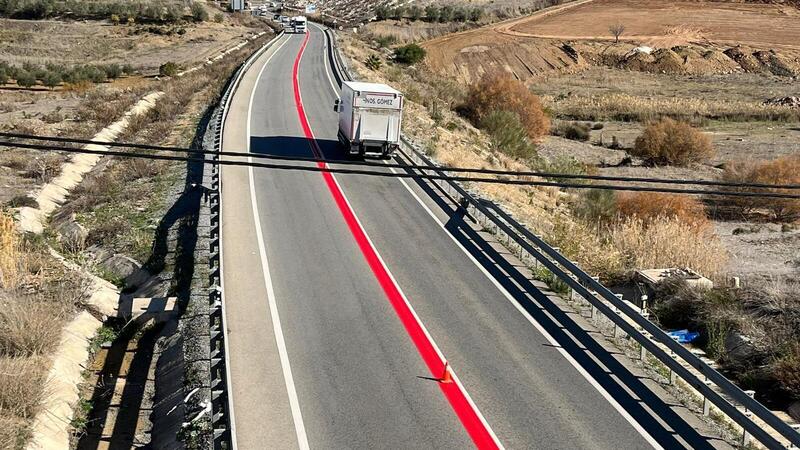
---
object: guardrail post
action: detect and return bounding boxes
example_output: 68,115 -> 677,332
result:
702,379 -> 713,416
741,390 -> 756,446
613,294 -> 624,338
669,349 -> 678,385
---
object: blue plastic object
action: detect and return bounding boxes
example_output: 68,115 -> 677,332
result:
668,329 -> 700,344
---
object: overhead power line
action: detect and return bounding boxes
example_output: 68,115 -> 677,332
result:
2,131 -> 798,191
2,139 -> 799,200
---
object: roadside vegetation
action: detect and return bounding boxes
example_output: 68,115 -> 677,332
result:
0,61 -> 135,89
0,0 -> 212,23
0,212 -> 83,448
650,277 -> 800,410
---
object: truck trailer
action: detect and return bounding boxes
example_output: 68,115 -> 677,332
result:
334,81 -> 403,158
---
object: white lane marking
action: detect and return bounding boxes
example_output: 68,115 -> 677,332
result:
310,23 -> 341,99
220,32 -> 287,450
298,30 -> 504,447
392,171 -> 663,449
244,34 -> 311,450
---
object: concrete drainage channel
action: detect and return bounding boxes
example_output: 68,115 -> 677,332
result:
323,25 -> 800,450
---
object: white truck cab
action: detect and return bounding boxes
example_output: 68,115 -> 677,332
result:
290,16 -> 307,33
334,81 -> 403,158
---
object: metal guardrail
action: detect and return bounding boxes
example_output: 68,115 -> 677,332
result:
208,30 -> 285,450
321,25 -> 800,449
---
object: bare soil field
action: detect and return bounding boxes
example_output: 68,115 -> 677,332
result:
508,0 -> 800,50
423,0 -> 800,83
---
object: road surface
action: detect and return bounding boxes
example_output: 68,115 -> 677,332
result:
219,25 -> 730,449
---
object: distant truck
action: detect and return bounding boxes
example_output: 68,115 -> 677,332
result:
290,16 -> 307,33
334,81 -> 404,158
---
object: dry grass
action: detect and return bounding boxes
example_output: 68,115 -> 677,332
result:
632,118 -> 715,166
0,356 -> 48,419
543,92 -> 800,123
546,217 -> 624,277
0,413 -> 30,450
609,216 -> 728,278
720,155 -> 800,221
0,213 -> 20,290
0,300 -> 65,357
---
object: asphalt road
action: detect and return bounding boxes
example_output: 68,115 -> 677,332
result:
220,25 -> 731,449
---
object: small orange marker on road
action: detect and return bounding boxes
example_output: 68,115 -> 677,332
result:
440,361 -> 453,384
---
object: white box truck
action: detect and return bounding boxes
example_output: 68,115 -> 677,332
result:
334,81 -> 403,158
290,16 -> 307,33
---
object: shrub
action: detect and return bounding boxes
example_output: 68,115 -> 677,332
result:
375,5 -> 390,20
0,68 -> 8,85
213,12 -> 223,23
424,5 -> 440,22
41,70 -> 60,89
373,34 -> 396,48
616,192 -> 709,229
571,189 -> 617,223
555,121 -> 591,141
110,13 -> 120,24
191,2 -> 208,22
464,72 -> 550,142
394,43 -> 426,64
453,7 -> 467,22
468,7 -> 483,21
122,64 -> 135,75
632,118 -> 715,165
408,5 -> 422,21
439,5 -> 453,22
159,61 -> 179,77
480,110 -> 538,160
14,70 -> 36,88
720,155 -> 800,221
85,66 -> 107,83
103,63 -> 122,79
773,343 -> 800,400
365,55 -> 382,71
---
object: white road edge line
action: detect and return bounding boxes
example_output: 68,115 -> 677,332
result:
392,171 -> 663,450
243,34 -> 311,450
219,32 -> 286,450
307,24 -> 504,448
311,18 -> 660,448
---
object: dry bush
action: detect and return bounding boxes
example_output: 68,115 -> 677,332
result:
0,214 -> 20,290
774,344 -> 800,400
0,356 -> 48,419
464,71 -> 550,141
632,118 -> 715,166
0,300 -> 64,357
616,192 -> 710,229
546,217 -> 624,278
720,155 -> 800,221
609,216 -> 727,277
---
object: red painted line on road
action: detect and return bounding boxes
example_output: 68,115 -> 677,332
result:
290,31 -> 500,449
